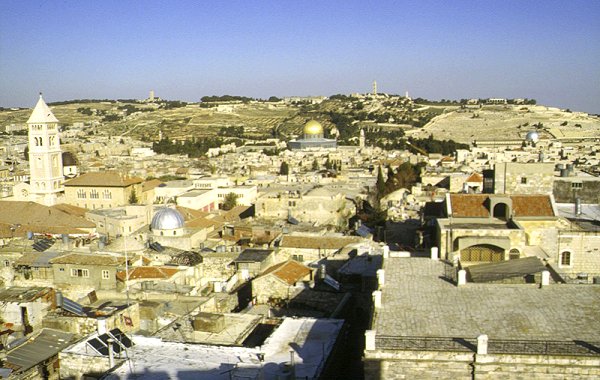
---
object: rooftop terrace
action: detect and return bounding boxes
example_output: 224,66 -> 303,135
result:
374,258 -> 600,343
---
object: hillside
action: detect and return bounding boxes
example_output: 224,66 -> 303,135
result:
2,98 -> 599,146
409,105 -> 600,144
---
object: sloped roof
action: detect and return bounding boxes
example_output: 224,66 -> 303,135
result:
511,195 -> 555,217
14,252 -> 63,267
467,256 -> 547,283
6,328 -> 74,372
116,266 -> 180,281
258,260 -> 312,285
279,235 -> 362,250
142,179 -> 164,192
64,171 -> 143,187
50,253 -> 125,266
234,249 -> 273,263
0,201 -> 95,235
0,287 -> 53,302
449,194 -> 555,218
52,203 -> 88,218
26,95 -> 59,124
465,173 -> 483,183
185,217 -> 219,229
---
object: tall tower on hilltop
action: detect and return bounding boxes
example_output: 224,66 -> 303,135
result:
27,94 -> 64,205
372,80 -> 377,96
359,128 -> 365,149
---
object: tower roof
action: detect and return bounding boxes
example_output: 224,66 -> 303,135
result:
27,94 -> 59,124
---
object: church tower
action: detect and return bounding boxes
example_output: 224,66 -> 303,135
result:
27,94 -> 64,205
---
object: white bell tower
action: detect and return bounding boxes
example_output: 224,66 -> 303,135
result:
27,93 -> 64,205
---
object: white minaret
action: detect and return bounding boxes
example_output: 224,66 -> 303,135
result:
372,80 -> 377,96
27,94 -> 64,205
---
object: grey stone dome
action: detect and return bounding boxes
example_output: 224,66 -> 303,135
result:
525,131 -> 539,143
151,207 -> 185,230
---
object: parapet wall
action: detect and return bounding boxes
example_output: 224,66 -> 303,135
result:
364,349 -> 600,379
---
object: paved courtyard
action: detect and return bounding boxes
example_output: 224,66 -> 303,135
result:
375,257 -> 600,341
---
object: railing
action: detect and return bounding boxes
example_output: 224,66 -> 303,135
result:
375,336 -> 476,352
375,335 -> 600,356
488,339 -> 600,356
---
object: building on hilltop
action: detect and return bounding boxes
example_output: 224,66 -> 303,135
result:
288,120 -> 337,150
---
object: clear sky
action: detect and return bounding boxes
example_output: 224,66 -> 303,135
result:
1,1 -> 599,113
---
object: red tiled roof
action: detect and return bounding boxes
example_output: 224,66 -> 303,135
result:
449,194 -> 555,218
450,194 -> 489,217
466,173 -> 483,183
511,195 -> 555,217
259,260 -> 312,285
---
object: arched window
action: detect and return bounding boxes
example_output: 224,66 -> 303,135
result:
560,251 -> 572,267
509,248 -> 520,260
493,203 -> 509,220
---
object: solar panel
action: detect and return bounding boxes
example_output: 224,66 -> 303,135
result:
109,328 -> 133,348
87,337 -> 109,355
32,239 -> 55,252
98,333 -> 123,353
62,296 -> 86,316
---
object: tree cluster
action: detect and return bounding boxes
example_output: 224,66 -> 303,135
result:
200,95 -> 254,103
152,137 -> 230,158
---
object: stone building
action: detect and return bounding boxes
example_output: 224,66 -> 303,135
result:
483,162 -> 555,194
63,171 -> 143,210
50,253 -> 125,291
252,260 -> 313,304
432,193 -> 559,264
256,186 -> 355,228
0,287 -> 55,336
364,257 -> 600,379
553,174 -> 600,204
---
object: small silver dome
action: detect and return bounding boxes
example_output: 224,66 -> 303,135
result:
525,131 -> 539,142
151,207 -> 185,230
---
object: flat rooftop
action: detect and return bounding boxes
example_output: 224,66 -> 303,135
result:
92,317 -> 344,380
374,258 -> 600,341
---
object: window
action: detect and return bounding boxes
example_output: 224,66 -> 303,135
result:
571,182 -> 582,189
560,251 -> 572,267
77,189 -> 87,199
103,190 -> 112,199
288,200 -> 296,207
520,177 -> 527,184
3,260 -> 10,267
102,270 -> 110,280
71,268 -> 89,277
90,189 -> 99,199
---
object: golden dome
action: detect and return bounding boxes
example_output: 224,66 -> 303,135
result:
303,120 -> 324,136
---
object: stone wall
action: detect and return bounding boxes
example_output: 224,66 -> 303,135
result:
59,352 -> 119,380
364,349 -> 600,379
556,231 -> 600,282
553,179 -> 600,204
493,163 -> 555,195
364,350 -> 474,380
474,353 -> 600,379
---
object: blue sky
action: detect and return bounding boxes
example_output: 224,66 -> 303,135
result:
1,1 -> 599,113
